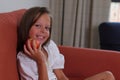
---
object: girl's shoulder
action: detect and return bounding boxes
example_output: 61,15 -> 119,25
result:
45,40 -> 58,48
44,40 -> 60,54
17,51 -> 34,62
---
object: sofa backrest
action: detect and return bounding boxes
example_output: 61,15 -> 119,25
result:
0,9 -> 26,80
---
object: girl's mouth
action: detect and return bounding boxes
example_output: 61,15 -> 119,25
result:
36,35 -> 45,42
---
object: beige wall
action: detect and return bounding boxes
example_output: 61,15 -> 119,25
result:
0,0 -> 49,12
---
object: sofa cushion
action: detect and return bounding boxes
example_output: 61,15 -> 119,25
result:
0,9 -> 26,80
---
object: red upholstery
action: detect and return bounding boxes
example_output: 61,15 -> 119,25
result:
0,9 -> 120,80
0,9 -> 26,80
59,46 -> 120,80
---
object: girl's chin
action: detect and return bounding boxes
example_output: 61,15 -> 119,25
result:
36,39 -> 48,45
39,41 -> 46,45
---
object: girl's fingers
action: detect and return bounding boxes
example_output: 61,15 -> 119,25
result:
24,39 -> 43,60
24,44 -> 31,56
27,39 -> 34,53
33,39 -> 37,51
38,43 -> 42,50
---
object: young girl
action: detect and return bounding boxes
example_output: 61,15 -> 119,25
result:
17,7 -> 115,80
17,7 -> 68,80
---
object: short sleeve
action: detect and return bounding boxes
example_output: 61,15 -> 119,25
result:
52,53 -> 65,69
47,40 -> 65,69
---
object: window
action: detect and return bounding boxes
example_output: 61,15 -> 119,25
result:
109,2 -> 120,22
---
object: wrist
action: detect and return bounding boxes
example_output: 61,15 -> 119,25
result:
36,59 -> 46,65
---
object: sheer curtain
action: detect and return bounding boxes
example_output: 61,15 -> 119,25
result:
49,0 -> 111,48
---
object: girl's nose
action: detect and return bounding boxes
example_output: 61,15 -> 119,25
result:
40,26 -> 46,33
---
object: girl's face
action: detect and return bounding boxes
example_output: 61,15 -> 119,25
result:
29,13 -> 51,45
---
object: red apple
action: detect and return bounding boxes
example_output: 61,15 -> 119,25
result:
28,39 -> 40,49
35,40 -> 40,49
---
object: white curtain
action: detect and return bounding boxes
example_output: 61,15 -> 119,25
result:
49,0 -> 111,48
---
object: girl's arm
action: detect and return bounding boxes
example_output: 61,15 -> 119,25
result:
24,39 -> 49,80
37,61 -> 49,80
54,69 -> 69,80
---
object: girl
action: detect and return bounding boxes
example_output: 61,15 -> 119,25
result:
17,7 -> 115,80
17,7 -> 68,80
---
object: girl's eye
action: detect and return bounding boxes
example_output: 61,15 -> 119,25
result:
45,26 -> 50,31
35,24 -> 41,27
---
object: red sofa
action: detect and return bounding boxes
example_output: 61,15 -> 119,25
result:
0,9 -> 120,80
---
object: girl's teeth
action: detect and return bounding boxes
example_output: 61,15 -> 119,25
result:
38,36 -> 43,39
37,35 -> 44,39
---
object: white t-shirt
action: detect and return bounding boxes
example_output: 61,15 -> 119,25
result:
17,40 -> 64,80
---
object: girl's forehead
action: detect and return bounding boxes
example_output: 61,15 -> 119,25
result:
36,14 -> 51,24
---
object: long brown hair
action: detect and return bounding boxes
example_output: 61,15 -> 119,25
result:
17,7 -> 52,52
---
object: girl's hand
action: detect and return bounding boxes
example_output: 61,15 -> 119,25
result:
24,39 -> 47,64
